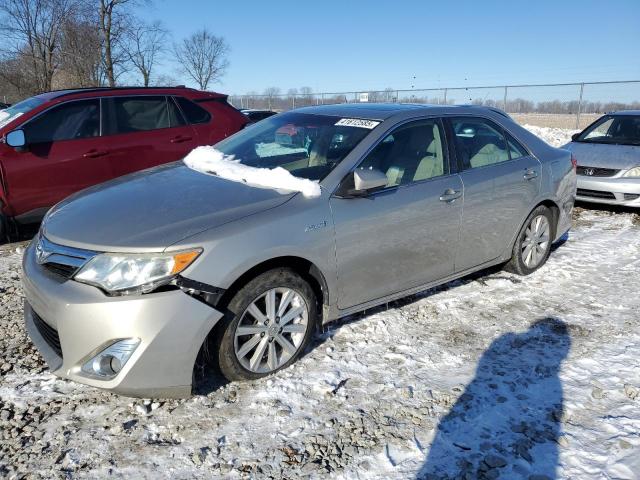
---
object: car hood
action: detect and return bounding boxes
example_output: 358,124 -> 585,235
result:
42,162 -> 296,251
562,141 -> 640,170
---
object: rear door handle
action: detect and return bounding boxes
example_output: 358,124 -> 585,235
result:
170,135 -> 193,144
439,188 -> 462,203
83,149 -> 109,158
523,168 -> 538,180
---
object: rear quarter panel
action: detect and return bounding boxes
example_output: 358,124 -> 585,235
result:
503,119 -> 576,242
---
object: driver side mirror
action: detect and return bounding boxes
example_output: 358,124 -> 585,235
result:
571,133 -> 580,142
6,129 -> 26,152
336,169 -> 388,198
354,169 -> 388,191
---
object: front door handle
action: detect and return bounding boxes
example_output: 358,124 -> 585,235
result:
170,135 -> 193,144
523,168 -> 538,180
83,149 -> 109,158
439,188 -> 462,203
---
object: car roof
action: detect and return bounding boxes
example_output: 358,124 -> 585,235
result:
609,110 -> 640,116
292,103 -> 510,121
32,86 -> 226,102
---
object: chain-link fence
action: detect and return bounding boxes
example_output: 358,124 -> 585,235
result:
229,80 -> 640,130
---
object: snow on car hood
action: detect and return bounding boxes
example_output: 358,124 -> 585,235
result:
183,146 -> 321,198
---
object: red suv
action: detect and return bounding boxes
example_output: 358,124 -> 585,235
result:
0,87 -> 248,239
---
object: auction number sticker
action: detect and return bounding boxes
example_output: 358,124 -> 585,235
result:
335,118 -> 380,129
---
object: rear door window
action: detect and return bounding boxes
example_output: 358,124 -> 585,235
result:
450,117 -> 510,169
174,97 -> 211,124
505,133 -> 529,160
23,99 -> 100,144
103,96 -> 182,135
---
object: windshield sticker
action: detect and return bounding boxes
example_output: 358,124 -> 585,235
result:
335,118 -> 380,129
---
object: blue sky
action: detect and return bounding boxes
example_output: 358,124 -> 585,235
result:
143,0 -> 640,97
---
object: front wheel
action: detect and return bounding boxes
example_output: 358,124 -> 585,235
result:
215,268 -> 318,381
505,206 -> 554,275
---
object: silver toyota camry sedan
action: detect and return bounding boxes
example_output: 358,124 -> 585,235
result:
22,104 -> 576,397
563,110 -> 640,207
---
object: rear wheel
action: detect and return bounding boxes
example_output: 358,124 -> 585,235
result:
0,214 -> 7,243
505,206 -> 554,275
215,268 -> 318,381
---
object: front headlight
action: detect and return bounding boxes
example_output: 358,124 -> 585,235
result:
74,249 -> 202,295
623,166 -> 640,178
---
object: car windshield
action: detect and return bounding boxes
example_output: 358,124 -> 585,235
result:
577,115 -> 640,146
0,96 -> 46,129
213,112 -> 376,181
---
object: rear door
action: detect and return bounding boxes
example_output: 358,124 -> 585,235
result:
330,118 -> 464,309
446,116 -> 541,272
102,95 -> 198,178
2,98 -> 112,219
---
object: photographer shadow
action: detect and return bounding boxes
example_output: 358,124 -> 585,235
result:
418,317 -> 571,480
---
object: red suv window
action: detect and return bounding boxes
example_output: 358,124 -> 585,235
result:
23,99 -> 100,144
174,97 -> 211,124
102,96 -> 185,135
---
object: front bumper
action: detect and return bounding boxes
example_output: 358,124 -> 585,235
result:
576,175 -> 640,207
21,241 -> 224,398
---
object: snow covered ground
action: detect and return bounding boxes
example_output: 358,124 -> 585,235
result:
1,206 -> 639,479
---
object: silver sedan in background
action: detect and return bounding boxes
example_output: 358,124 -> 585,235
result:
563,111 -> 640,207
22,104 -> 575,397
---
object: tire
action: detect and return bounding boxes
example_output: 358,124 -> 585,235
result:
0,214 -> 7,244
215,268 -> 318,382
505,205 -> 554,276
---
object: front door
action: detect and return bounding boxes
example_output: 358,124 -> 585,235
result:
2,98 -> 112,219
330,118 -> 463,309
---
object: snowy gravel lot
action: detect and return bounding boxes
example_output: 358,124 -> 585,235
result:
1,127 -> 639,479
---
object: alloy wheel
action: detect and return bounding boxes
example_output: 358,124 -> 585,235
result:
521,214 -> 550,269
234,287 -> 309,373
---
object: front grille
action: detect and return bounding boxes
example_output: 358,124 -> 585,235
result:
577,166 -> 620,177
32,311 -> 62,357
577,188 -> 616,200
35,233 -> 97,280
624,193 -> 640,201
43,262 -> 78,279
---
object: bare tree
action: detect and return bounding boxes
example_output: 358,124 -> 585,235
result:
173,29 -> 229,90
263,87 -> 281,97
0,0 -> 82,93
59,16 -> 104,87
98,0 -> 136,87
124,20 -> 168,86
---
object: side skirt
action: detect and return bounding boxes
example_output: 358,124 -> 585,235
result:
327,257 -> 507,323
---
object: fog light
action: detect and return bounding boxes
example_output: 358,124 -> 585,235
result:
81,338 -> 140,379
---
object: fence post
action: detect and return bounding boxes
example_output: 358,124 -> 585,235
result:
576,83 -> 585,129
503,86 -> 508,112
443,88 -> 447,105
292,95 -> 295,110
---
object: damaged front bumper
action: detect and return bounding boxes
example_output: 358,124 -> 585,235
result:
21,241 -> 224,398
